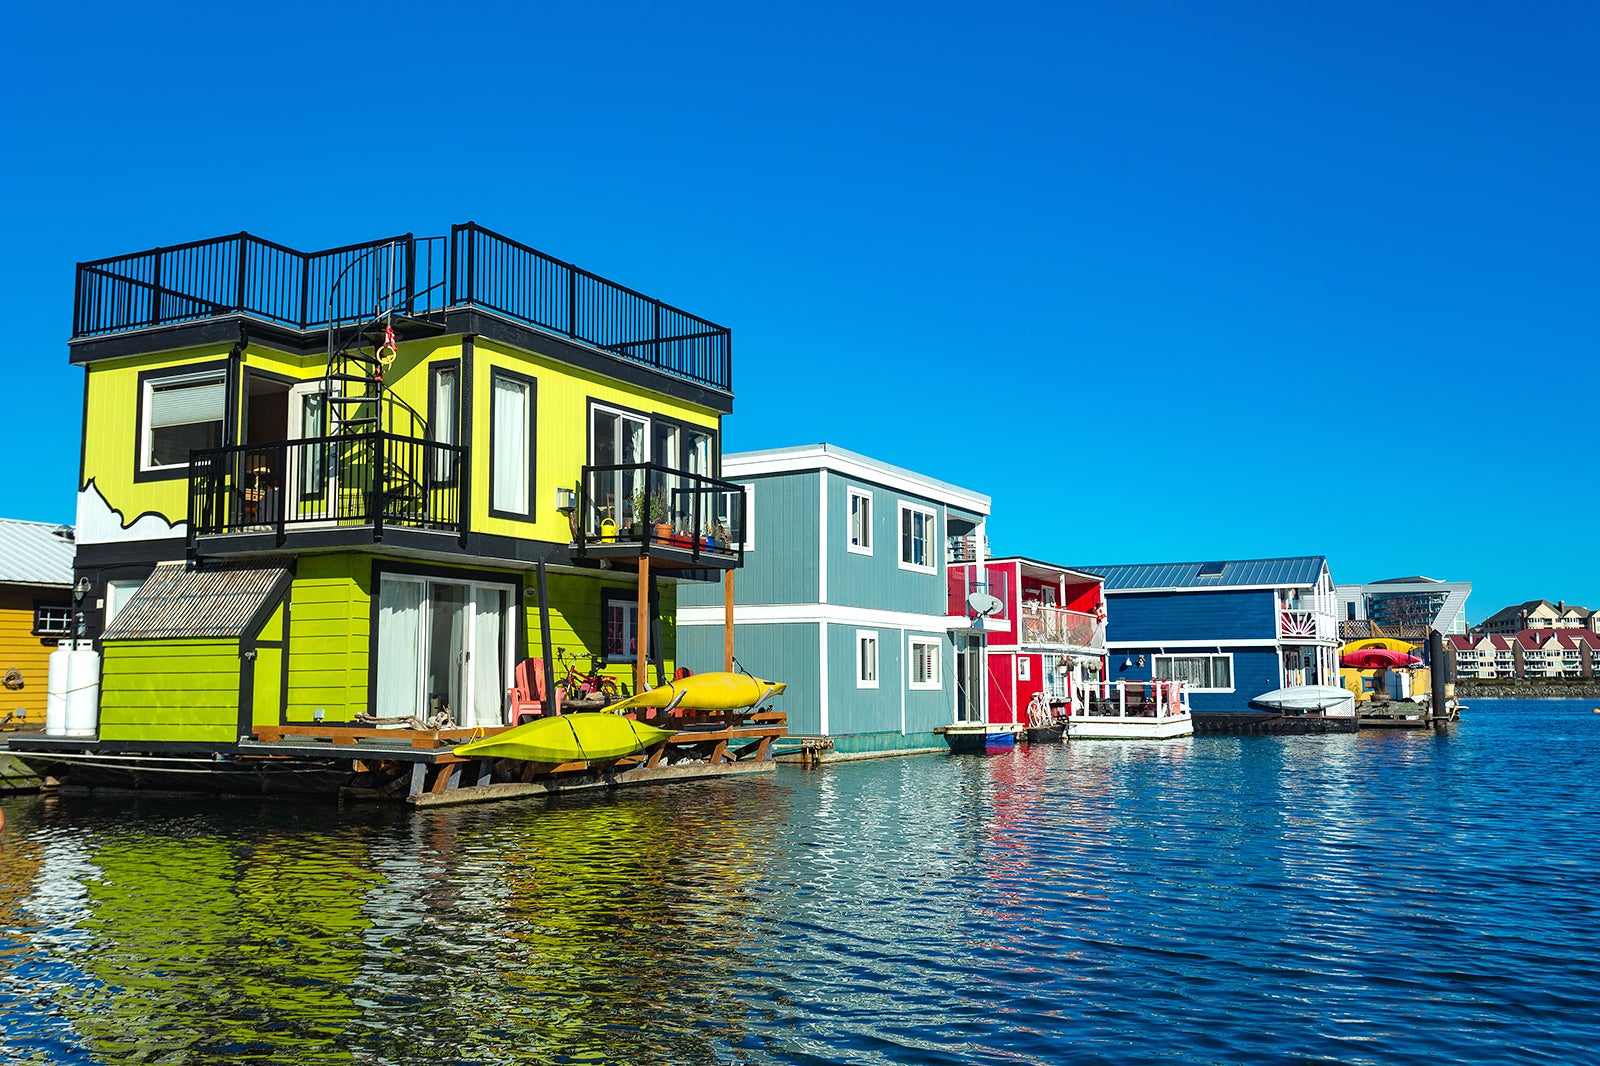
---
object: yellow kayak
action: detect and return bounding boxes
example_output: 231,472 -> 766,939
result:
453,713 -> 674,763
605,671 -> 786,714
1340,637 -> 1417,654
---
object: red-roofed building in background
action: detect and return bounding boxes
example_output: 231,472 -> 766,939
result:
1449,630 -> 1600,679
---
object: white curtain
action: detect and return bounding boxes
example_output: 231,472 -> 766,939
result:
492,376 -> 529,514
377,578 -> 424,718
471,587 -> 506,727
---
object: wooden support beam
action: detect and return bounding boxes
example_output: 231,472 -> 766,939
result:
408,763 -> 427,799
724,568 -> 735,671
430,764 -> 460,794
636,553 -> 651,697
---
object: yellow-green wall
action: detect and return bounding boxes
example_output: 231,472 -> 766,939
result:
99,639 -> 241,743
285,556 -> 371,722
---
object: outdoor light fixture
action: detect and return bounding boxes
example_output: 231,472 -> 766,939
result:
1122,658 -> 1133,670
73,577 -> 91,602
554,487 -> 578,512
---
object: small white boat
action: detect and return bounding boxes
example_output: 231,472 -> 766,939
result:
1067,679 -> 1194,740
1247,685 -> 1356,717
1067,712 -> 1194,740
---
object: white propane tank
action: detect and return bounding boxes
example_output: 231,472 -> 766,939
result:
46,640 -> 72,736
64,641 -> 101,738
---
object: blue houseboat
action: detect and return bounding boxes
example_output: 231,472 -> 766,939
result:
1076,557 -> 1346,732
677,445 -> 991,758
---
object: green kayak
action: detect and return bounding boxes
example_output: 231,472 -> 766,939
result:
453,713 -> 674,763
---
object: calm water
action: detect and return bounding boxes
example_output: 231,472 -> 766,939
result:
3,699 -> 1600,1065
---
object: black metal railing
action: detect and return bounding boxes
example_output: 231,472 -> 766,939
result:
75,224 -> 731,391
577,463 -> 746,564
188,435 -> 466,539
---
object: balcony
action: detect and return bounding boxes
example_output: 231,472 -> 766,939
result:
1019,605 -> 1105,651
73,223 -> 731,393
574,463 -> 746,569
1280,609 -> 1338,642
189,435 -> 465,541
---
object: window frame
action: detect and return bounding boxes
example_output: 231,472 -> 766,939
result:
488,367 -> 537,521
32,601 -> 72,638
856,629 -> 879,689
847,488 -> 873,555
601,587 -> 659,665
909,636 -> 942,690
428,360 -> 462,489
897,501 -> 938,574
1152,652 -> 1235,693
134,361 -> 230,482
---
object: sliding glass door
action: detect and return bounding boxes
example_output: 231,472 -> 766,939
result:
376,574 -> 514,727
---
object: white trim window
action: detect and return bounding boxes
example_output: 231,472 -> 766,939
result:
142,370 -> 226,471
909,636 -> 941,689
1017,656 -> 1031,682
848,488 -> 873,555
856,630 -> 879,689
898,502 -> 937,573
1153,653 -> 1234,692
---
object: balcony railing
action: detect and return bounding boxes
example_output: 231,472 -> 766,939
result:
74,223 -> 731,392
1280,609 -> 1337,641
576,463 -> 746,564
1019,605 -> 1104,650
188,435 -> 466,539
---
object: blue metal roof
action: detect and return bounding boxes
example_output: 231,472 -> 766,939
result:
1075,557 -> 1327,591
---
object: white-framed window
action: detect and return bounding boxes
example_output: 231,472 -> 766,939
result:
376,573 -> 515,728
33,603 -> 72,638
105,578 -> 145,626
909,637 -> 941,689
898,502 -> 937,573
142,370 -> 226,471
848,489 -> 873,555
1017,656 -> 1031,682
1153,653 -> 1234,692
856,630 -> 879,689
602,587 -> 659,665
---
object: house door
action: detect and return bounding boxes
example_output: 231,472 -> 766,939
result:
287,380 -> 336,524
376,575 -> 514,727
954,633 -> 985,722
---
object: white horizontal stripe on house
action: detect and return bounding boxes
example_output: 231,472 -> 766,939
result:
723,444 -> 990,515
679,603 -> 968,633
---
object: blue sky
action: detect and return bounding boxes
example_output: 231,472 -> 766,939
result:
2,1 -> 1594,623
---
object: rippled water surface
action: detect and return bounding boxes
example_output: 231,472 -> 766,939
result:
4,699 -> 1600,1064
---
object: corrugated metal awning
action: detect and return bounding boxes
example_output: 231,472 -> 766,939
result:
102,563 -> 291,641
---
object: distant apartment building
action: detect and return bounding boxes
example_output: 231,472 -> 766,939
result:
1448,629 -> 1600,679
1335,576 -> 1471,635
1476,600 -> 1598,636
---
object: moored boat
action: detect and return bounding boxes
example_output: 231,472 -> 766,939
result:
453,713 -> 674,763
1247,684 -> 1357,716
1067,679 -> 1194,740
936,722 -> 1025,754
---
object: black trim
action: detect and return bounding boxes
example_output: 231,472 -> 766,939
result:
131,359 -> 230,485
31,599 -> 73,638
70,308 -> 735,414
487,366 -> 536,522
76,367 -> 89,494
426,358 -> 462,488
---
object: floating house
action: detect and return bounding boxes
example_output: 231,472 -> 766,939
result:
1076,557 -> 1342,716
677,445 -> 990,757
11,225 -> 783,799
0,519 -> 77,724
944,556 -> 1108,725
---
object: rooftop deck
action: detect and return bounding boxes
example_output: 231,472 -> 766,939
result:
73,223 -> 731,393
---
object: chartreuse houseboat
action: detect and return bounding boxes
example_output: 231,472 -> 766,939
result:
7,224 -> 784,803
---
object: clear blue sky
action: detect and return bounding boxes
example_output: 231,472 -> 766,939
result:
2,1 -> 1594,623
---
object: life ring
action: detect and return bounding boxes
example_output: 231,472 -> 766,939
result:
375,323 -> 400,369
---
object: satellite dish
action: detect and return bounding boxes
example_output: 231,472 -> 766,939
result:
966,592 -> 1004,617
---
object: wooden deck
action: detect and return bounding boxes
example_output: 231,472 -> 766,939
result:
243,710 -> 788,804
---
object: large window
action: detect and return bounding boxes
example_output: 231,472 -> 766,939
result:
490,370 -> 535,518
899,502 -> 937,573
848,489 -> 873,554
376,573 -> 514,727
909,637 -> 941,689
1153,653 -> 1234,692
857,630 -> 879,688
142,370 -> 225,472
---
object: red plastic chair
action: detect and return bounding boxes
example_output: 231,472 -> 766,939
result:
508,658 -> 562,725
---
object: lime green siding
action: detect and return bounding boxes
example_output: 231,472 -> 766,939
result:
537,572 -> 678,693
285,556 -> 371,722
99,639 -> 241,743
251,601 -> 286,729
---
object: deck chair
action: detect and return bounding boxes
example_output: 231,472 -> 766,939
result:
508,658 -> 562,725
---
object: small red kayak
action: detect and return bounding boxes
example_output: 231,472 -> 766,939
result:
1340,649 -> 1423,670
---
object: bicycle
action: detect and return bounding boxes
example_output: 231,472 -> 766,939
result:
555,648 -> 629,705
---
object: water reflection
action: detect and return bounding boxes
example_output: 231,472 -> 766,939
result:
3,703 -> 1600,1064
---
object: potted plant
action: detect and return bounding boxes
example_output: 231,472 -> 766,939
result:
651,491 -> 673,540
